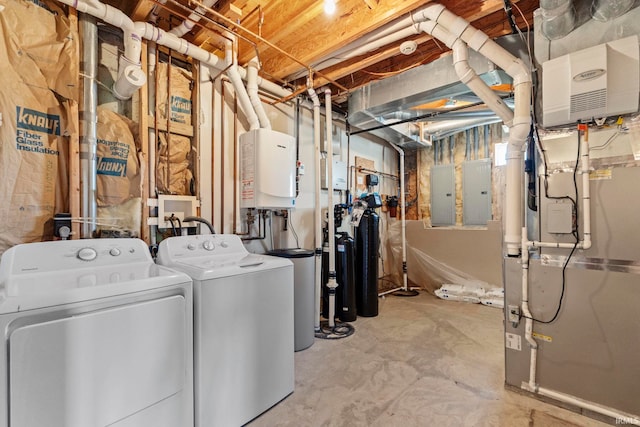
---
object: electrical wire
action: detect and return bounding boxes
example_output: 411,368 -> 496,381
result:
525,126 -> 582,324
590,127 -> 625,151
288,210 -> 301,249
167,217 -> 178,236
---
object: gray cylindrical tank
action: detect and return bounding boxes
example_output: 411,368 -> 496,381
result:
267,248 -> 315,351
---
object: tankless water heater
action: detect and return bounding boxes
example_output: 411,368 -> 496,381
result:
240,129 -> 296,209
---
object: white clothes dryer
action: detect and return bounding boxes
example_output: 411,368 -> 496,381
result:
157,234 -> 294,427
0,238 -> 194,427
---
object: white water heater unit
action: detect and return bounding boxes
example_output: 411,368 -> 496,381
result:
240,129 -> 296,209
542,35 -> 639,127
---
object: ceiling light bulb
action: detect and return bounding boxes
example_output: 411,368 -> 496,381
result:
324,0 -> 336,15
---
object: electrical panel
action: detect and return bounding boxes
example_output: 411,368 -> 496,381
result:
320,158 -> 348,190
463,159 -> 492,226
431,164 -> 456,226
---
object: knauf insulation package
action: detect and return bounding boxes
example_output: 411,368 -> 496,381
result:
157,132 -> 193,195
0,0 -> 77,253
156,62 -> 193,126
96,108 -> 141,206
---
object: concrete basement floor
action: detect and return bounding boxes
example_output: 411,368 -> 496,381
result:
248,292 -> 609,427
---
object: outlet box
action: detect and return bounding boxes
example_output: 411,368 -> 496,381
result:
157,195 -> 199,229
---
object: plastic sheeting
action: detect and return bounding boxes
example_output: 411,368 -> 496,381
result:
386,220 -> 502,294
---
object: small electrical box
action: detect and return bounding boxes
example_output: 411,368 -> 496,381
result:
321,158 -> 348,190
366,174 -> 379,187
547,202 -> 573,234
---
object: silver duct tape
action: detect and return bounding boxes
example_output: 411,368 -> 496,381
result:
546,156 -> 640,174
532,253 -> 640,274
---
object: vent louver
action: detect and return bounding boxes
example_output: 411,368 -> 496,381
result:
570,88 -> 607,114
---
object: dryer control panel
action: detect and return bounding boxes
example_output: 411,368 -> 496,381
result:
0,238 -> 151,276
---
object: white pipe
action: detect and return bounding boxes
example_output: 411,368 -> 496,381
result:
418,21 -> 514,126
520,126 -> 592,394
421,3 -> 532,256
225,40 -> 260,130
579,127 -> 592,250
325,88 -> 338,328
450,39 -> 513,125
308,83 -> 322,332
387,142 -> 409,291
529,127 -> 591,250
520,227 -> 538,392
247,58 -> 272,129
169,0 -> 218,37
537,387 -> 640,425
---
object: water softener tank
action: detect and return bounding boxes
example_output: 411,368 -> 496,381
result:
355,209 -> 379,317
267,248 -> 315,351
322,233 -> 357,322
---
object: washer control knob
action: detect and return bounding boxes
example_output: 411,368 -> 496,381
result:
220,241 -> 229,248
203,241 -> 215,251
187,243 -> 196,251
77,247 -> 97,261
109,248 -> 121,257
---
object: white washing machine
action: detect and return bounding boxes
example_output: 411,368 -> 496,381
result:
156,234 -> 294,427
0,238 -> 194,427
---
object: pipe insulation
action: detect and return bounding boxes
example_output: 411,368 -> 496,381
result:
79,13 -> 98,239
308,83 -> 322,331
325,88 -> 338,329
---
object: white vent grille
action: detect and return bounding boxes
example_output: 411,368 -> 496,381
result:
570,88 -> 607,114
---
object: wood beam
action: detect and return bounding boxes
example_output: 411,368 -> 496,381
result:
247,0 -> 433,75
258,0 -> 518,80
131,0 -> 157,21
330,0 -> 538,93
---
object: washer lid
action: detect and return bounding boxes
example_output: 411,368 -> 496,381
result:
170,254 -> 292,281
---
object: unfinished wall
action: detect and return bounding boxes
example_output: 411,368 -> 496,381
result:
0,0 -> 78,254
418,123 -> 503,226
401,123 -> 506,292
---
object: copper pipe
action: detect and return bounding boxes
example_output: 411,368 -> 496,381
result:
158,0 -> 349,92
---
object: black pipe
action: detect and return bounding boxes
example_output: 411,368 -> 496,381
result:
183,216 -> 216,234
347,100 -> 488,136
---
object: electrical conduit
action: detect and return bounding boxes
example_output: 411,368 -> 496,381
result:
307,82 -> 322,331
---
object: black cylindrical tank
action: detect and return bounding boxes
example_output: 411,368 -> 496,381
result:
322,233 -> 357,322
355,209 -> 379,317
